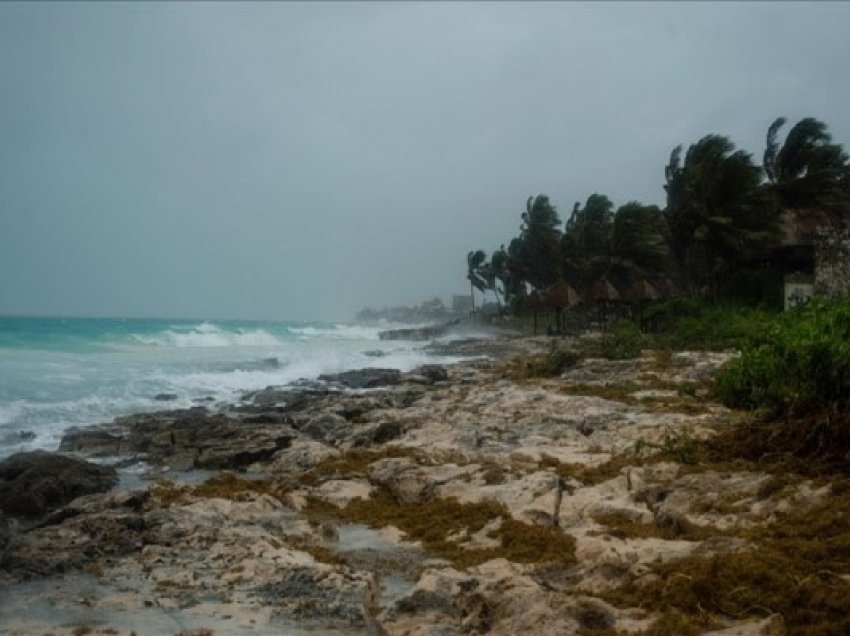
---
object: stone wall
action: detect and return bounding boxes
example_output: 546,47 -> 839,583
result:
814,229 -> 850,298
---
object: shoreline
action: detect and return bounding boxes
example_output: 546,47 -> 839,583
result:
0,318 -> 485,462
0,334 -> 827,634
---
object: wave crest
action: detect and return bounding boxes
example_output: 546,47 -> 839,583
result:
133,322 -> 284,348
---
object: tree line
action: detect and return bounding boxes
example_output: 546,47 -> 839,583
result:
466,117 -> 850,312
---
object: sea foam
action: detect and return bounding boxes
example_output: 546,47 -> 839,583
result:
133,322 -> 285,348
0,316 -> 458,460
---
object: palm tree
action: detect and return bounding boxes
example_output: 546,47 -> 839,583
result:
466,249 -> 488,312
664,134 -> 776,298
763,117 -> 850,214
516,195 -> 562,291
609,202 -> 672,285
562,194 -> 615,293
489,246 -> 511,307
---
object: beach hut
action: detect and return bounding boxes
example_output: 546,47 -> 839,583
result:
651,277 -> 678,299
622,278 -> 660,304
588,278 -> 622,327
526,289 -> 544,335
621,278 -> 660,328
544,281 -> 582,335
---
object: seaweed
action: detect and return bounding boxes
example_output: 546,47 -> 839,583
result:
603,486 -> 850,635
302,447 -> 424,485
150,472 -> 274,507
304,487 -> 575,569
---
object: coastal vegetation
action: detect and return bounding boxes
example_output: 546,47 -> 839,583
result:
465,116 -> 850,314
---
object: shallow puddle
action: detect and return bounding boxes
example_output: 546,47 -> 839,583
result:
0,574 -> 360,635
330,523 -> 423,606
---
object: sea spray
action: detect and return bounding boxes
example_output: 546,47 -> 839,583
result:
0,316 -> 456,459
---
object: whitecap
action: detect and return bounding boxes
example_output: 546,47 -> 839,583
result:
131,323 -> 285,348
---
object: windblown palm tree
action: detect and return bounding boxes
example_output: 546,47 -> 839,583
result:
489,246 -> 511,306
466,249 -> 488,311
763,117 -> 850,214
664,134 -> 776,298
562,194 -> 615,293
514,195 -> 562,292
609,202 -> 672,284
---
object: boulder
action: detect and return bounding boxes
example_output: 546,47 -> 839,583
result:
60,411 -> 294,470
318,368 -> 402,389
59,426 -> 125,457
0,512 -> 14,559
242,387 -> 325,409
355,421 -> 403,446
0,451 -> 117,518
299,413 -> 352,446
412,364 -> 449,383
378,319 -> 461,341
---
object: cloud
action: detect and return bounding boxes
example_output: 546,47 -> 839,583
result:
1,2 -> 849,320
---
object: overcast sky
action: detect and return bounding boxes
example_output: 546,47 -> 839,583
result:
1,2 -> 849,321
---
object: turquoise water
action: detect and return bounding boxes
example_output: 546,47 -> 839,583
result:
0,315 -> 443,458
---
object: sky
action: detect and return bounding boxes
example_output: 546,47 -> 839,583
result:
1,2 -> 849,322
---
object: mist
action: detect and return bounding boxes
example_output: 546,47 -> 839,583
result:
1,2 -> 849,321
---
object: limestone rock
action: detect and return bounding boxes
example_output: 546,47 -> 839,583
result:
319,368 -> 403,389
0,451 -> 118,518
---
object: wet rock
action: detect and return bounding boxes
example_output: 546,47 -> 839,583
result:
0,451 -> 118,518
242,387 -> 326,409
413,364 -> 449,383
258,565 -> 377,625
319,368 -> 403,389
195,433 -> 292,470
0,511 -> 16,561
272,437 -> 338,471
239,411 -> 294,425
0,430 -> 36,445
379,321 -> 458,341
575,597 -> 616,630
59,426 -> 125,456
384,567 -> 496,634
61,410 -> 295,470
299,413 -> 352,446
354,421 -> 404,447
153,393 -> 178,401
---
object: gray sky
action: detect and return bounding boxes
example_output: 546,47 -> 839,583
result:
2,2 -> 849,321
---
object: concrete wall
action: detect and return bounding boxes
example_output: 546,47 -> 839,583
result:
814,229 -> 850,298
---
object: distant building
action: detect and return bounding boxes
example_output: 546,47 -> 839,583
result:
773,208 -> 850,309
452,294 -> 473,313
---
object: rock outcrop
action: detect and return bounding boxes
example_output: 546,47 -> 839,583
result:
2,337 -> 827,635
318,368 -> 402,389
0,451 -> 117,518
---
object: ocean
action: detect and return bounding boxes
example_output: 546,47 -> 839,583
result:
0,315 -> 452,460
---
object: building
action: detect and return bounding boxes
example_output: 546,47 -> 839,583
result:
774,208 -> 850,309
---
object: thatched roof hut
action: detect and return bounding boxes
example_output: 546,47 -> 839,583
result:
621,278 -> 660,303
650,277 -> 678,299
545,281 -> 582,309
589,278 -> 622,303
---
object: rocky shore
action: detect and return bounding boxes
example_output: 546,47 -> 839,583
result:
0,335 -> 827,635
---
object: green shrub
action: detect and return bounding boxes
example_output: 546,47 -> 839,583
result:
528,346 -> 582,377
598,319 -> 643,360
715,299 -> 850,419
644,299 -> 776,351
